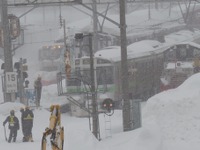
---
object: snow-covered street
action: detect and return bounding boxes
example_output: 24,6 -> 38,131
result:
1,1 -> 200,150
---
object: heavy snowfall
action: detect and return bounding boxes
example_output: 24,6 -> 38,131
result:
1,1 -> 200,150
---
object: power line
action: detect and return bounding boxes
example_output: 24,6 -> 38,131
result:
7,0 -> 192,7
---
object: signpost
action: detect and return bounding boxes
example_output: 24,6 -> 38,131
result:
5,72 -> 17,93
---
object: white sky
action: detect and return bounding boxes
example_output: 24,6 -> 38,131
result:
1,3 -> 200,150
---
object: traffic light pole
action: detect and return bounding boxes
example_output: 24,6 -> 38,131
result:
120,0 -> 131,131
1,0 -> 14,102
74,33 -> 100,139
92,0 -> 98,52
88,33 -> 100,140
19,58 -> 25,104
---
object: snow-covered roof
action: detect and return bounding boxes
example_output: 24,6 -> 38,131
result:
165,29 -> 200,44
94,46 -> 121,61
94,39 -> 169,62
94,29 -> 200,62
176,41 -> 200,49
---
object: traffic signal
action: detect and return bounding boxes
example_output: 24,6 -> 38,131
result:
102,98 -> 114,112
8,14 -> 20,39
14,62 -> 20,70
23,72 -> 28,80
24,80 -> 29,88
14,61 -> 28,80
74,33 -> 83,40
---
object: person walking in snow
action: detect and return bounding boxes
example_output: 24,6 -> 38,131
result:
20,106 -> 34,142
34,75 -> 42,107
20,108 -> 25,140
3,110 -> 19,143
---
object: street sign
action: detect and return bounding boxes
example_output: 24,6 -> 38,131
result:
5,72 -> 17,93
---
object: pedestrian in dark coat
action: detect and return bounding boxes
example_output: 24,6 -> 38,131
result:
34,76 -> 42,107
20,108 -> 25,140
3,110 -> 19,143
21,106 -> 34,142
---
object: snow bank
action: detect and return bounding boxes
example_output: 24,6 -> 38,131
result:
143,73 -> 200,143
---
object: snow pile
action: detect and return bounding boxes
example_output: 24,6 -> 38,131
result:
143,72 -> 200,146
40,84 -> 68,108
2,73 -> 200,150
0,102 -> 24,115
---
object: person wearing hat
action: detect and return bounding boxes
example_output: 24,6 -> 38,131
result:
20,106 -> 34,142
3,110 -> 19,143
34,75 -> 42,107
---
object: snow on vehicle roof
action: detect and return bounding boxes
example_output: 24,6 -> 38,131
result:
177,41 -> 200,49
94,40 -> 168,62
94,29 -> 200,62
165,29 -> 200,44
126,40 -> 169,60
94,46 -> 121,61
127,40 -> 163,54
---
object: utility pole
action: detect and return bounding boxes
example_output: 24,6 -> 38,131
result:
148,0 -> 151,20
1,0 -> 14,102
88,33 -> 100,139
119,0 -> 131,131
92,0 -> 98,52
74,32 -> 100,139
19,58 -> 25,104
63,19 -> 67,48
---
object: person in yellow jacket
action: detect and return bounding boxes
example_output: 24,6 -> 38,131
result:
3,110 -> 19,143
20,106 -> 34,142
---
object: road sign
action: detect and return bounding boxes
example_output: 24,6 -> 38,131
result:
5,72 -> 17,93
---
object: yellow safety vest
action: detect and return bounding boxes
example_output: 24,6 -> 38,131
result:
24,114 -> 33,120
9,116 -> 15,126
